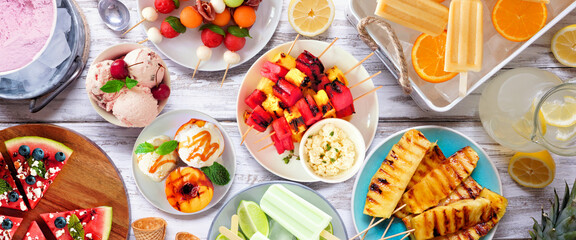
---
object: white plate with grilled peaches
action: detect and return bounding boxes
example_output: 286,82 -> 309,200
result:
131,109 -> 236,215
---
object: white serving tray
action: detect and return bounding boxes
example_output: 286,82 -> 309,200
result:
347,0 -> 576,112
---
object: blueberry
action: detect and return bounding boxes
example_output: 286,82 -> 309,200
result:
7,191 -> 19,202
55,152 -> 66,162
18,145 -> 30,157
32,148 -> 44,160
54,217 -> 66,229
1,218 -> 12,230
25,175 -> 36,185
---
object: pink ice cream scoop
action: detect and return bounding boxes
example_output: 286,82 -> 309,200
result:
112,86 -> 159,127
85,60 -> 127,112
123,48 -> 166,88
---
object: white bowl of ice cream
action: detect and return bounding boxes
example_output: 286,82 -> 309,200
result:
299,118 -> 366,183
0,0 -> 58,75
86,43 -> 170,128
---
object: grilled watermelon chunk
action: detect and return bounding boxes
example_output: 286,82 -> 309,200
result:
41,206 -> 113,240
25,221 -> 46,240
261,61 -> 288,82
0,215 -> 23,239
270,133 -> 294,154
246,106 -> 273,132
296,50 -> 324,82
325,80 -> 355,118
296,95 -> 323,126
273,79 -> 302,107
0,154 -> 27,211
272,117 -> 292,141
245,89 -> 267,110
5,136 -> 73,210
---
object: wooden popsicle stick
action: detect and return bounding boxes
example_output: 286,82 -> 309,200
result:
255,132 -> 274,144
318,37 -> 339,58
258,142 -> 274,152
221,64 -> 230,87
348,204 -> 406,240
344,52 -> 374,76
361,217 -> 375,240
192,60 -> 202,81
138,38 -> 148,44
459,72 -> 468,98
320,230 -> 341,240
354,86 -> 382,102
350,71 -> 381,89
287,34 -> 300,55
230,215 -> 239,234
380,229 -> 415,240
240,126 -> 253,145
219,227 -> 242,240
122,19 -> 145,36
380,218 -> 395,238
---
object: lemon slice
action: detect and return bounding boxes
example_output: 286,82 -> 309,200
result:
540,100 -> 576,127
288,0 -> 335,37
551,24 -> 576,67
508,151 -> 555,188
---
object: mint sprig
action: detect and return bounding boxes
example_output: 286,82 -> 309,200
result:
228,26 -> 252,38
201,162 -> 230,185
100,77 -> 138,93
135,140 -> 178,156
200,24 -> 225,36
0,179 -> 11,194
166,16 -> 186,33
27,158 -> 47,180
68,214 -> 85,240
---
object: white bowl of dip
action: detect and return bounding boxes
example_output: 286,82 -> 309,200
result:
299,118 -> 366,183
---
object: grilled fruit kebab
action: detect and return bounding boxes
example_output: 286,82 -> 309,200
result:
363,129 -> 508,240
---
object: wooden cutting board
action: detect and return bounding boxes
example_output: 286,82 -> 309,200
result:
0,124 -> 129,240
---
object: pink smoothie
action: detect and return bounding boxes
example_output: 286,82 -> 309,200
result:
0,0 -> 55,73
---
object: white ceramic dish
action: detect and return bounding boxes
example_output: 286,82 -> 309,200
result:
0,0 -> 58,75
88,43 -> 170,127
131,109 -> 236,215
136,0 -> 282,71
299,118 -> 366,183
236,40 -> 379,182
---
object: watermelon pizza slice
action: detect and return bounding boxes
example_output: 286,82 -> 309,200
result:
41,206 -> 113,240
0,215 -> 23,240
24,221 -> 46,240
0,154 -> 27,211
5,136 -> 73,209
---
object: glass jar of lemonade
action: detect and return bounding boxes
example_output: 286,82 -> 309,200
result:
479,68 -> 576,156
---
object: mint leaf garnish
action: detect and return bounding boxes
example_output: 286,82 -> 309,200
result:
0,179 -> 11,194
125,77 -> 138,89
135,142 -> 155,154
68,214 -> 85,240
27,157 -> 47,180
228,26 -> 251,38
166,16 -> 186,34
155,140 -> 178,155
199,24 -> 225,36
173,0 -> 180,8
100,80 -> 125,93
201,162 -> 230,185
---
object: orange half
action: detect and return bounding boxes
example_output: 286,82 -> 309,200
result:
492,0 -> 547,42
411,32 -> 458,83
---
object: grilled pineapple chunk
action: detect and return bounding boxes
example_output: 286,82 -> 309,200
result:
271,52 -> 296,70
410,198 -> 494,240
256,77 -> 275,95
408,143 -> 447,189
262,94 -> 284,118
285,68 -> 311,87
438,177 -> 483,207
326,66 -> 349,86
313,90 -> 336,118
284,105 -> 306,142
364,129 -> 431,218
402,146 -> 479,214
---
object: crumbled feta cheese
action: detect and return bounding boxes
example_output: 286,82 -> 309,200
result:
32,187 -> 42,198
36,181 -> 43,187
0,193 -> 7,201
79,211 -> 86,216
49,213 -> 54,218
86,233 -> 93,239
56,229 -> 65,237
20,201 -> 26,211
31,161 -> 39,167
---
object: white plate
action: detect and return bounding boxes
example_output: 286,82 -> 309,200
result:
236,40 -> 380,182
136,0 -> 282,71
132,109 -> 236,215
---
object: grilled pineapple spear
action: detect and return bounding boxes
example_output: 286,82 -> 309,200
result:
408,143 -> 447,190
364,129 -> 432,218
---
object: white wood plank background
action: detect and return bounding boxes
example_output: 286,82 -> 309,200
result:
1,0 -> 575,239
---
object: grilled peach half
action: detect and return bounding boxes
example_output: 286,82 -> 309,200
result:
165,167 -> 214,213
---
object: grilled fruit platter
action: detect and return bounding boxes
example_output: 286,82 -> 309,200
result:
363,129 -> 507,240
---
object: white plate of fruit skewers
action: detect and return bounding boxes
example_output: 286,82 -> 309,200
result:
237,39 -> 380,182
134,0 -> 282,71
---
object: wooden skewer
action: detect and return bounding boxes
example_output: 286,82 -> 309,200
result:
123,19 -> 145,36
399,232 -> 411,240
380,218 -> 395,238
344,52 -> 374,76
361,217 -> 375,240
318,37 -> 339,59
380,229 -> 415,240
459,72 -> 468,98
350,71 -> 381,89
192,60 -> 202,81
258,142 -> 274,152
240,126 -> 253,145
219,227 -> 242,240
348,204 -> 406,240
221,64 -> 230,87
138,38 -> 148,44
287,34 -> 300,55
354,86 -> 382,102
255,132 -> 275,144
230,215 -> 239,234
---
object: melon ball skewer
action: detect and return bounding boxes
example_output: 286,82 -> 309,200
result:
123,7 -> 158,36
138,27 -> 163,44
192,46 -> 212,81
220,50 -> 240,87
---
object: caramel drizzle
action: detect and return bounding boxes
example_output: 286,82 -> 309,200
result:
149,155 -> 176,174
184,131 -> 220,162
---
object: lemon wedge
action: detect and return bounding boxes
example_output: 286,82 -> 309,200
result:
508,151 -> 555,188
288,0 -> 335,37
551,24 -> 576,67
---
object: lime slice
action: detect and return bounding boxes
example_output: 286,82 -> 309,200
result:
216,232 -> 246,240
237,200 -> 269,238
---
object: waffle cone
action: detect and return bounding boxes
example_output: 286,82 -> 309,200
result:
175,232 -> 200,240
132,217 -> 167,240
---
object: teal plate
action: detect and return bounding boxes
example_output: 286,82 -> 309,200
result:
351,126 -> 502,240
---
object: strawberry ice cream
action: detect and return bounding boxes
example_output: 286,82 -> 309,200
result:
123,48 -> 166,88
86,60 -> 127,112
0,0 -> 56,73
112,86 -> 159,127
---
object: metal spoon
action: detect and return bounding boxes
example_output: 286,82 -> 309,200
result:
97,0 -> 130,31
